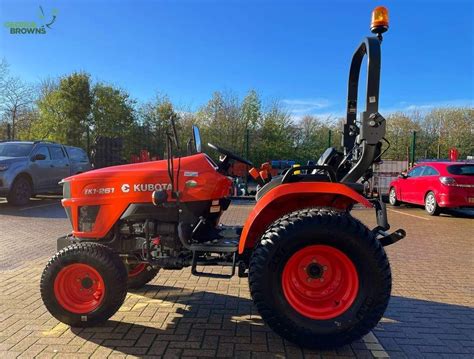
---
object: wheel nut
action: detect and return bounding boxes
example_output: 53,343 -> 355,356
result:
323,266 -> 327,270
306,277 -> 312,282
320,278 -> 324,282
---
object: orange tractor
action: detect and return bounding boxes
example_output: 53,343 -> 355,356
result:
41,7 -> 405,348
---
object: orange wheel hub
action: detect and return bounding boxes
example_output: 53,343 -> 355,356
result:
282,245 -> 359,320
54,263 -> 105,314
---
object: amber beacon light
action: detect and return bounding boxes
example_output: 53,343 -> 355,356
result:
371,6 -> 389,35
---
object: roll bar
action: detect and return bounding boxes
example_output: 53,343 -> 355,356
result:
341,36 -> 386,183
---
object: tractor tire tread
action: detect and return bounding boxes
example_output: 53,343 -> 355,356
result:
249,207 -> 391,348
40,242 -> 128,327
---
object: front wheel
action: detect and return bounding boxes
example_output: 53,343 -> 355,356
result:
249,208 -> 391,348
7,176 -> 32,206
40,243 -> 128,327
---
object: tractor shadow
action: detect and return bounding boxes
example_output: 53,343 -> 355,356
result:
70,285 -> 474,357
374,296 -> 474,356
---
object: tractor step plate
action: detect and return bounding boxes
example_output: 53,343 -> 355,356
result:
189,226 -> 241,278
190,225 -> 241,253
189,238 -> 239,252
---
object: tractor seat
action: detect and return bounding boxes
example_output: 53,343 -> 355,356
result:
255,176 -> 283,201
316,147 -> 342,168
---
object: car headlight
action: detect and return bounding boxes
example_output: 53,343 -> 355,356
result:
0,164 -> 9,171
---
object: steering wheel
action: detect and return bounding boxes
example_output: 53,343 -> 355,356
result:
207,143 -> 253,167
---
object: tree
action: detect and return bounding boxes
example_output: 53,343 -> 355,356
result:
0,60 -> 34,140
35,72 -> 92,146
241,89 -> 262,158
138,95 -> 179,158
253,101 -> 295,165
421,108 -> 473,159
241,90 -> 261,130
90,83 -> 138,158
294,115 -> 335,162
384,112 -> 420,160
196,91 -> 245,159
0,59 -> 9,94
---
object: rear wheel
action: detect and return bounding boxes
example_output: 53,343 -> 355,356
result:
425,191 -> 441,216
249,208 -> 391,348
388,187 -> 400,206
7,176 -> 32,206
126,261 -> 159,290
40,243 -> 127,327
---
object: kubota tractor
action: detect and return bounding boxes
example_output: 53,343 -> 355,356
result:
40,6 -> 406,348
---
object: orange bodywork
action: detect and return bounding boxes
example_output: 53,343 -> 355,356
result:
63,153 -> 232,239
238,182 -> 372,254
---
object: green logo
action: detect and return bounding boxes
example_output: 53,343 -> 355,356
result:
4,5 -> 59,35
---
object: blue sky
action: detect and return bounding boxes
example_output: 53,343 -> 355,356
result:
1,0 -> 473,119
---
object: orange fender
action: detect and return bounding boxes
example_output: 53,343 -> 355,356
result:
238,182 -> 372,254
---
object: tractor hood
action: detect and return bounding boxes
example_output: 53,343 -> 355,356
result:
64,156 -> 185,198
61,153 -> 233,238
66,157 -> 172,184
62,153 -> 231,203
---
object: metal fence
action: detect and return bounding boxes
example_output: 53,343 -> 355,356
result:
368,160 -> 409,197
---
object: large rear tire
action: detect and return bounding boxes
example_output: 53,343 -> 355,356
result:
249,208 -> 391,348
40,243 -> 128,327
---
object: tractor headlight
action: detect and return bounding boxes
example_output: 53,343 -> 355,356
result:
61,180 -> 71,199
78,205 -> 100,232
0,164 -> 9,171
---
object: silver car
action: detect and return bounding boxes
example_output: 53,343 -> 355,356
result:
0,141 -> 92,205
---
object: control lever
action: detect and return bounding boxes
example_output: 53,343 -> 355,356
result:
260,162 -> 273,181
249,167 -> 265,186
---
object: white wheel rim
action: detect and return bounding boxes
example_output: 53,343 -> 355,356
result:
389,189 -> 396,204
426,195 -> 435,213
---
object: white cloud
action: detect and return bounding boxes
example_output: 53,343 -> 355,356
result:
381,98 -> 473,114
282,98 -> 331,115
286,98 -> 473,123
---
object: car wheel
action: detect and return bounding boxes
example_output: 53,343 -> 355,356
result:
425,191 -> 440,216
388,187 -> 400,206
7,176 -> 32,206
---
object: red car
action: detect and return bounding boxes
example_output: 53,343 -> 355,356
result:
388,161 -> 474,215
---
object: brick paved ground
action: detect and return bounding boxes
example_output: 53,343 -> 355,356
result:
0,198 -> 473,358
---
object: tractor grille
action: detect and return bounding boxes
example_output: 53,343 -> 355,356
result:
78,205 -> 100,232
